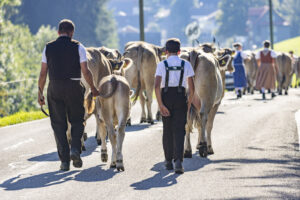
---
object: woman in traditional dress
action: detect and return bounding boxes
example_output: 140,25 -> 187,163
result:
255,40 -> 277,100
232,43 -> 248,98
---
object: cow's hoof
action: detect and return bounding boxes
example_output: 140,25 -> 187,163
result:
126,118 -> 131,126
196,144 -> 200,150
279,91 -> 282,95
251,90 -> 254,95
83,132 -> 88,141
199,142 -> 208,157
156,111 -> 161,121
285,91 -> 288,95
110,163 -> 116,168
101,149 -> 108,162
147,118 -> 154,125
97,139 -> 102,145
207,145 -> 214,155
184,150 -> 192,158
140,117 -> 147,123
82,145 -> 86,151
116,160 -> 124,171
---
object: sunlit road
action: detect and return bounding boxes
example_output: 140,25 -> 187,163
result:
0,89 -> 300,200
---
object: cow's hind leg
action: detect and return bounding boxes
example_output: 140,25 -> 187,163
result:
107,124 -> 117,168
198,110 -> 208,158
145,88 -> 154,124
116,119 -> 126,171
97,119 -> 108,162
139,92 -> 147,123
206,104 -> 220,155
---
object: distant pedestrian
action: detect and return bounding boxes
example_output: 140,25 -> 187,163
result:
232,43 -> 248,98
38,19 -> 99,171
255,40 -> 277,100
154,38 -> 195,174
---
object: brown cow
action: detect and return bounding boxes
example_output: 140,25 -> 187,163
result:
99,46 -> 122,61
85,62 -> 132,171
276,52 -> 293,95
294,56 -> 300,88
243,51 -> 258,94
123,41 -> 164,124
181,47 -> 233,158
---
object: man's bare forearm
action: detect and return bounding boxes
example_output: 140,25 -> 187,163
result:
38,63 -> 48,92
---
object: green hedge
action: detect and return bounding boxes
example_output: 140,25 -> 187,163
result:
0,110 -> 48,127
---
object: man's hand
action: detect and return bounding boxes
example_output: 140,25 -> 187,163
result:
159,104 -> 170,117
91,87 -> 100,97
38,92 -> 45,106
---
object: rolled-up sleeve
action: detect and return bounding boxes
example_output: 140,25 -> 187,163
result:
42,47 -> 47,63
155,62 -> 163,77
78,43 -> 87,63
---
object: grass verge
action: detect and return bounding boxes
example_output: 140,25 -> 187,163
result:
0,110 -> 48,128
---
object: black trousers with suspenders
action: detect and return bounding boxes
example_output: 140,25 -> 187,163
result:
161,60 -> 187,162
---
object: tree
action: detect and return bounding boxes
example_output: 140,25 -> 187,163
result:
13,0 -> 118,47
216,0 -> 265,39
0,1 -> 57,116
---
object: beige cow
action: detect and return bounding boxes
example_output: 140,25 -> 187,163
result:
181,47 -> 233,158
292,56 -> 300,88
85,61 -> 132,171
67,47 -> 112,150
99,46 -> 122,61
276,53 -> 293,95
123,41 -> 164,124
243,51 -> 258,94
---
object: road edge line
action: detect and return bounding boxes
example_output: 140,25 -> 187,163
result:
295,109 -> 300,151
0,117 -> 49,130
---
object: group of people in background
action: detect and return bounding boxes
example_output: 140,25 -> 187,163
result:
232,40 -> 282,100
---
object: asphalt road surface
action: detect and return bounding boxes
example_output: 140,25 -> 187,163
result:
1,89 -> 300,200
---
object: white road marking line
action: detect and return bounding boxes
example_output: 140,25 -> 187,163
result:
295,109 -> 300,151
3,138 -> 34,151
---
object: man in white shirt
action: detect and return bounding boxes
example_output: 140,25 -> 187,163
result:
154,38 -> 195,174
38,19 -> 99,171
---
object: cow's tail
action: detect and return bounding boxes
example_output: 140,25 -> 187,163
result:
98,75 -> 119,98
187,104 -> 199,133
132,45 -> 143,105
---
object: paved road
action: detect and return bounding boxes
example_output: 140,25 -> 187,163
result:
1,89 -> 300,200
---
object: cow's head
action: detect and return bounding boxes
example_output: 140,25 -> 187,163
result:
216,48 -> 235,72
153,45 -> 166,61
199,43 -> 216,53
99,46 -> 122,61
108,58 -> 133,76
179,48 -> 202,71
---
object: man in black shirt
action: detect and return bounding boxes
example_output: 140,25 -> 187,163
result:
38,19 -> 99,171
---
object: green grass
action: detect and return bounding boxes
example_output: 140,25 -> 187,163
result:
0,110 -> 48,127
274,36 -> 300,56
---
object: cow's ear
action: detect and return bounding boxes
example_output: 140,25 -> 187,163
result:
122,58 -> 133,70
218,54 -> 231,68
84,92 -> 95,115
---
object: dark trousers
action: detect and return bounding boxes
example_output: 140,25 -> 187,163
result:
161,87 -> 187,162
47,80 -> 85,162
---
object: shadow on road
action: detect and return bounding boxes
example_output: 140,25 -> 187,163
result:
131,154 -> 211,190
0,165 -> 118,191
126,123 -> 152,132
0,170 -> 79,190
28,136 -> 99,162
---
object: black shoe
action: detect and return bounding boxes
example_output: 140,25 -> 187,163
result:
237,90 -> 242,98
70,150 -> 82,168
262,93 -> 266,100
165,160 -> 173,170
174,160 -> 184,174
271,93 -> 276,98
60,162 -> 70,171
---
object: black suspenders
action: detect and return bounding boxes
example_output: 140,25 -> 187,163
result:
163,60 -> 185,93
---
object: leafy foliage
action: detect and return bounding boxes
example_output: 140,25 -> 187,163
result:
13,0 -> 118,48
0,1 -> 57,117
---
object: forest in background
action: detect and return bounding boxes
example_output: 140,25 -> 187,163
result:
0,0 -> 118,117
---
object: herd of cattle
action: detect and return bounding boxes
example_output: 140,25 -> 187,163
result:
65,41 -> 300,171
